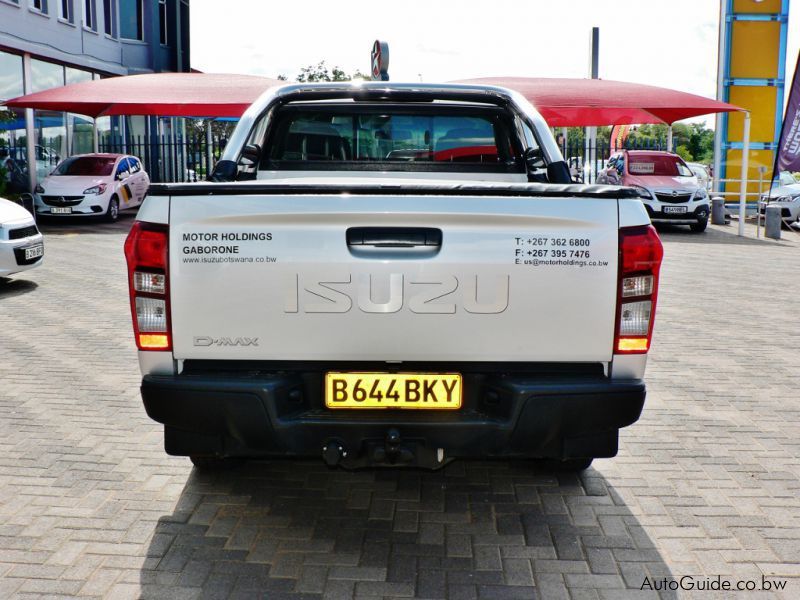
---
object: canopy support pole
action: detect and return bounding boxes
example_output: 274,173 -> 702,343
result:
738,111 -> 751,237
92,119 -> 99,153
667,125 -> 673,152
21,54 -> 36,195
206,121 -> 213,178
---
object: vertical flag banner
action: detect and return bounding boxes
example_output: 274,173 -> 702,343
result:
610,125 -> 631,150
775,51 -> 800,175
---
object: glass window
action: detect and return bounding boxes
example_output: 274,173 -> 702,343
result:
30,59 -> 64,93
628,153 -> 692,177
267,108 -> 520,169
158,0 -> 167,45
119,0 -> 143,40
30,0 -> 48,13
83,0 -> 95,29
103,0 -> 114,36
54,155 -> 116,176
33,110 -> 65,178
68,113 -> 94,155
59,0 -> 73,22
115,157 -> 130,176
65,67 -> 92,85
0,51 -> 24,101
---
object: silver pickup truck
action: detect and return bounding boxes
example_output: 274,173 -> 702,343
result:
124,82 -> 663,471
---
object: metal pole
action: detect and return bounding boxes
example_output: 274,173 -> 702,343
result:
738,111 -> 751,237
585,27 -> 599,183
92,119 -> 99,152
667,125 -> 673,153
206,121 -> 213,178
21,53 -> 37,196
757,167 -> 763,238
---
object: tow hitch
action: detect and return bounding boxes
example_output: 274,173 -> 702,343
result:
372,428 -> 414,464
321,429 -> 448,469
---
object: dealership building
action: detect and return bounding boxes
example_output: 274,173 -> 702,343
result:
0,0 -> 190,189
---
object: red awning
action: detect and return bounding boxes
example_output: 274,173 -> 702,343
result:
4,73 -> 281,118
455,77 -> 741,126
5,73 -> 741,126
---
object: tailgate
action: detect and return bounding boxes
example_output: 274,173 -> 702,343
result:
169,192 -> 619,363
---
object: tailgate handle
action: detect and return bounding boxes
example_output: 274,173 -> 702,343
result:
347,227 -> 442,248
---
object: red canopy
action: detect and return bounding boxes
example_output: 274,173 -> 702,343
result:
4,72 -> 281,118
455,77 -> 741,126
6,73 -> 741,126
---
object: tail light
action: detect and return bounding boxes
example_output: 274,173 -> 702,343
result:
615,225 -> 663,354
124,221 -> 171,351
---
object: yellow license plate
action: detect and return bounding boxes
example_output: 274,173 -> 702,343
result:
325,372 -> 462,410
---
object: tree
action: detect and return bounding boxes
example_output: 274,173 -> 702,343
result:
278,61 -> 369,83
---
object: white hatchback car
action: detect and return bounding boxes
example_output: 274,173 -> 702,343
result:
34,154 -> 149,222
759,181 -> 800,224
0,197 -> 44,277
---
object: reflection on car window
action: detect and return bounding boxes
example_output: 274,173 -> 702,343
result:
53,156 -> 116,176
628,154 -> 692,177
267,108 -> 519,168
116,158 -> 130,176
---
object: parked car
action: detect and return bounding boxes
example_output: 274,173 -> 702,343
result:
686,162 -> 711,191
759,176 -> 800,224
34,154 -> 149,222
598,150 -> 709,232
0,196 -> 44,277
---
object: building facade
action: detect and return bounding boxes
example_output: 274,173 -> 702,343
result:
0,0 -> 190,191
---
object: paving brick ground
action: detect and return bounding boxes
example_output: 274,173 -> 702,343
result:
0,214 -> 798,599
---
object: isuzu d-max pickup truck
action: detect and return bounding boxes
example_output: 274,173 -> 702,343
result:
124,82 -> 663,471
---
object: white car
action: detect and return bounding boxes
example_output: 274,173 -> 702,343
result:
686,162 -> 711,191
0,197 -> 44,277
759,181 -> 800,223
34,154 -> 150,222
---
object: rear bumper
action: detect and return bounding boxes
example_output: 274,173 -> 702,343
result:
141,367 -> 646,468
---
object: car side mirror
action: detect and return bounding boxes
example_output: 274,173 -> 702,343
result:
239,144 -> 261,168
210,159 -> 237,182
523,147 -> 545,171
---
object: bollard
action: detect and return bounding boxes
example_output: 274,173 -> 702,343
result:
765,204 -> 781,240
711,197 -> 726,225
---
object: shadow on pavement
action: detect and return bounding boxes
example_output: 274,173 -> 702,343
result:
36,210 -> 138,236
141,460 -> 676,599
655,222 -> 791,246
0,277 -> 39,298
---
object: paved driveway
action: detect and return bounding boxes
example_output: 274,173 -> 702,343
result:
0,216 -> 798,599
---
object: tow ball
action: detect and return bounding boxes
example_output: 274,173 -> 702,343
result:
372,428 -> 414,464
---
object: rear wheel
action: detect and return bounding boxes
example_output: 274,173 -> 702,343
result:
690,218 -> 708,233
105,196 -> 119,222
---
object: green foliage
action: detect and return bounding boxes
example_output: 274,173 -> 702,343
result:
560,126 -> 611,149
675,144 -> 693,161
278,62 -> 369,83
293,61 -> 368,83
186,118 -> 236,140
685,123 -> 715,163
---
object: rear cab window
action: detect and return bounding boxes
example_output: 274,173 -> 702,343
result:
260,103 -> 526,174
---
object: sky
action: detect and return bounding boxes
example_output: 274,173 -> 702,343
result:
190,0 -> 800,127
